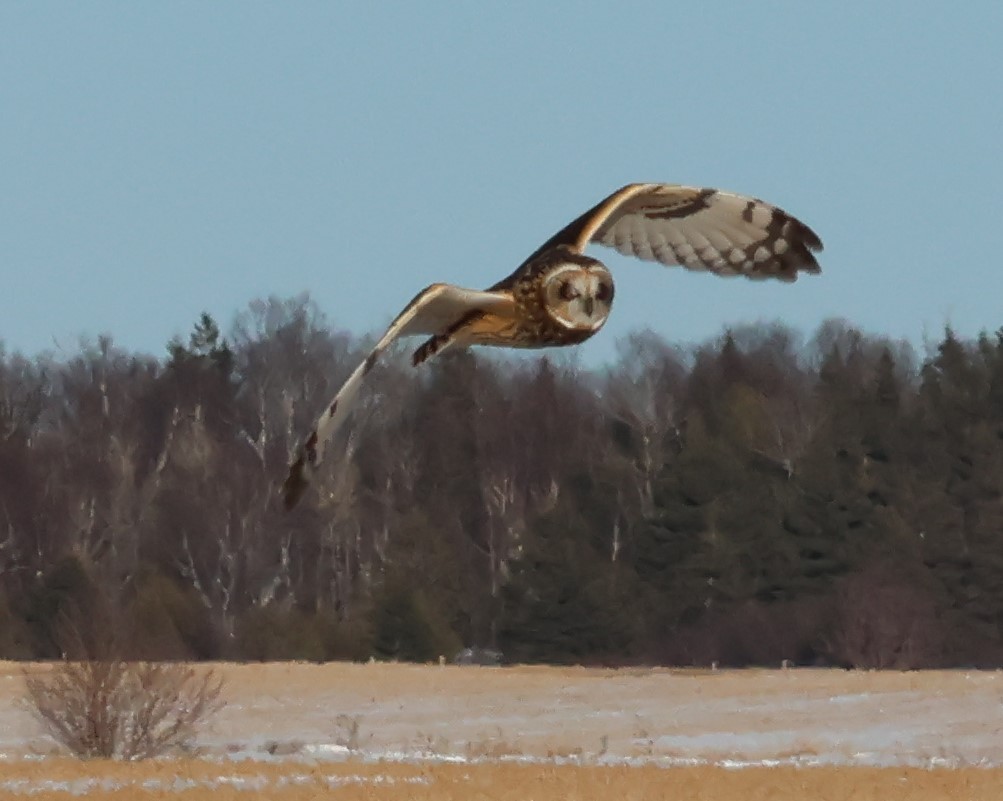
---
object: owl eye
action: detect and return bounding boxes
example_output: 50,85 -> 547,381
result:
558,282 -> 579,301
595,282 -> 612,302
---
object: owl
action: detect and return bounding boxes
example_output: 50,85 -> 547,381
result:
283,182 -> 822,509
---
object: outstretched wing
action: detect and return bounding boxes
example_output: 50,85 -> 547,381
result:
510,183 -> 822,283
283,283 -> 515,509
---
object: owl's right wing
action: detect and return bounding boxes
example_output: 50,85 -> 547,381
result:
282,283 -> 515,510
506,183 -> 822,284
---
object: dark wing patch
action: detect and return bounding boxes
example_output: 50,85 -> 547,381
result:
640,188 -> 715,220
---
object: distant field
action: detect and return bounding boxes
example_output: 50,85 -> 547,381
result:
1,662 -> 1002,799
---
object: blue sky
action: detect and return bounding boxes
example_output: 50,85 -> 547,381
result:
3,2 -> 1001,365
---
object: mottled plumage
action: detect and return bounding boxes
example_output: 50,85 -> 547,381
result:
283,183 -> 822,509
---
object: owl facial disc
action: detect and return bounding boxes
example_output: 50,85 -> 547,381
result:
541,262 -> 614,331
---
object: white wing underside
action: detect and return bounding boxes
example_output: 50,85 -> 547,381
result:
316,284 -> 512,454
283,284 -> 513,508
570,184 -> 822,281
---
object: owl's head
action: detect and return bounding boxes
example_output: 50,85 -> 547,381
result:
541,259 -> 615,331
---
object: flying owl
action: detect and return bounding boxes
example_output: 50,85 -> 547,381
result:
283,182 -> 822,509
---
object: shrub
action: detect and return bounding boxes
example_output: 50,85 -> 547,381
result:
234,606 -> 372,662
235,605 -> 327,662
23,555 -> 98,658
0,590 -> 33,659
824,562 -> 944,669
24,658 -> 225,759
371,586 -> 461,662
126,571 -> 218,660
22,599 -> 225,760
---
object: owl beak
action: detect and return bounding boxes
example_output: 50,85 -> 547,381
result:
583,297 -> 594,316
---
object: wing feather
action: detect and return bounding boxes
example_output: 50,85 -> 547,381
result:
509,183 -> 822,283
594,184 -> 822,280
282,283 -> 515,509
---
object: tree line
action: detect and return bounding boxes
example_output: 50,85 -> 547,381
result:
1,294 -> 1001,669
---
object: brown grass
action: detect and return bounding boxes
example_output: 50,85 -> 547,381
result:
0,759 -> 1000,800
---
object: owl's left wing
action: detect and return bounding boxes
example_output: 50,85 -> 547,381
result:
283,283 -> 515,510
520,183 -> 822,282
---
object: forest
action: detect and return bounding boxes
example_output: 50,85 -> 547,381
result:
1,294 -> 1001,670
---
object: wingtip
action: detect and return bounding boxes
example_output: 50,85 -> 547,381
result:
801,223 -> 824,254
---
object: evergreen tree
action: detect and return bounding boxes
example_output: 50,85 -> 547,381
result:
500,502 -> 637,664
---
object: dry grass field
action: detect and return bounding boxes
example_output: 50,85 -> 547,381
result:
1,662 -> 1002,799
1,759 -> 1003,801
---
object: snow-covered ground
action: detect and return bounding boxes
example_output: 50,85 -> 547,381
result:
2,662 -> 1002,769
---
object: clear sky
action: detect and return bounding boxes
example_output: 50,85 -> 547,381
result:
3,2 -> 1001,365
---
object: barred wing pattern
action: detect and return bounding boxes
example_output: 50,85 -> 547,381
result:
511,183 -> 822,284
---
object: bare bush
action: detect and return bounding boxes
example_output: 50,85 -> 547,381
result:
24,660 -> 224,760
657,597 -> 828,667
825,562 -> 944,669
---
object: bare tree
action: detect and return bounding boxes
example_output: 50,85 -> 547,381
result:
604,331 -> 687,516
